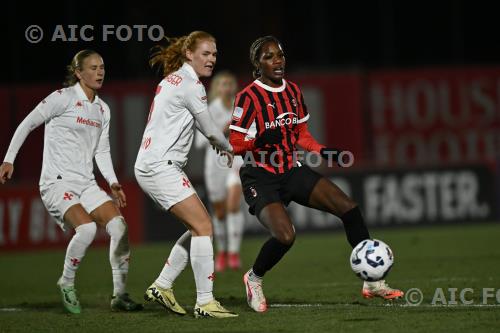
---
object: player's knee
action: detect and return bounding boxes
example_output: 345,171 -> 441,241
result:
191,220 -> 213,237
75,221 -> 97,244
106,216 -> 128,238
276,228 -> 296,246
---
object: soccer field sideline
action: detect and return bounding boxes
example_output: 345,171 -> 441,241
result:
1,223 -> 499,332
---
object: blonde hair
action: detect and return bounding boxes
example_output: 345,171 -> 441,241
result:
208,71 -> 238,103
150,31 -> 216,77
63,49 -> 100,87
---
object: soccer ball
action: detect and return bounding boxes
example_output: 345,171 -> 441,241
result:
350,239 -> 394,281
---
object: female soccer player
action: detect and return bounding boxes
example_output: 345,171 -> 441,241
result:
135,31 -> 237,318
229,36 -> 404,312
0,50 -> 142,314
195,71 -> 246,272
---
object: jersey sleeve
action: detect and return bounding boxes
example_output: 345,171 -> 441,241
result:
35,89 -> 70,121
229,92 -> 256,134
94,105 -> 118,186
184,81 -> 208,115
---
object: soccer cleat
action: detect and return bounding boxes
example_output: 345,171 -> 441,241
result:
194,299 -> 238,318
215,252 -> 227,272
362,280 -> 404,300
144,283 -> 187,315
57,279 -> 81,314
243,270 -> 267,312
111,293 -> 144,311
227,252 -> 241,270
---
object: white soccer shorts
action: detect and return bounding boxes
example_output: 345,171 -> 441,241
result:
135,162 -> 196,211
40,180 -> 113,230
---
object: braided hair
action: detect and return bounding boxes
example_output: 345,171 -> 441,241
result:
249,36 -> 282,79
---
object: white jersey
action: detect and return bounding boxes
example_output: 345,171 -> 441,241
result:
32,84 -> 113,187
135,63 -> 208,172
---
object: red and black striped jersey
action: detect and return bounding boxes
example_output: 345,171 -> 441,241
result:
229,79 -> 311,174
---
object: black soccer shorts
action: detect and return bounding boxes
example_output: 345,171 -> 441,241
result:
240,163 -> 323,216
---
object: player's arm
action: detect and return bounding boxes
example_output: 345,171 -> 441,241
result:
1,90 -> 67,184
94,109 -> 125,206
228,92 -> 269,155
185,83 -> 232,154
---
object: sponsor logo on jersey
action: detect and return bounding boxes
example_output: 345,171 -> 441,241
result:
264,112 -> 298,129
232,107 -> 244,121
166,73 -> 183,86
76,116 -> 101,128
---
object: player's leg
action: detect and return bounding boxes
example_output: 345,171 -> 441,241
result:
41,184 -> 96,314
170,194 -> 237,318
145,230 -> 190,315
211,200 -> 228,272
226,177 -> 245,270
244,202 -> 296,313
90,199 -> 143,311
301,171 -> 403,299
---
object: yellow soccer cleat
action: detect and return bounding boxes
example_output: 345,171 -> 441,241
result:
194,299 -> 238,318
144,283 -> 187,315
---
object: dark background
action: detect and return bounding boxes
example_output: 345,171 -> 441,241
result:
3,0 -> 500,84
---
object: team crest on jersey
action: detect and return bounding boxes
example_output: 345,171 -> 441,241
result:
291,98 -> 297,107
232,107 -> 244,121
76,101 -> 82,107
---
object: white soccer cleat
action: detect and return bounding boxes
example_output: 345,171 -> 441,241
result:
243,270 -> 267,312
362,280 -> 404,300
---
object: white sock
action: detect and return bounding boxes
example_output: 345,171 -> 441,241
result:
155,244 -> 189,289
155,230 -> 190,289
190,236 -> 214,305
106,216 -> 130,296
59,222 -> 97,286
227,211 -> 245,253
212,216 -> 227,253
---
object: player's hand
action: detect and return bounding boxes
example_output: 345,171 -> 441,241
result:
254,128 -> 283,148
0,162 -> 14,184
110,183 -> 127,208
221,150 -> 234,168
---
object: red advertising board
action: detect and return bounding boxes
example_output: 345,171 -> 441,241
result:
0,181 -> 143,251
368,68 -> 500,167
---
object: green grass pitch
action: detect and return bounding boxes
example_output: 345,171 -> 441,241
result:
1,223 -> 499,332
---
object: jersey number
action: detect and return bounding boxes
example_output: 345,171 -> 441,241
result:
147,85 -> 162,124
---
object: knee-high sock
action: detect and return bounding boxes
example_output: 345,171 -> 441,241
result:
155,230 -> 191,289
252,237 -> 294,278
212,216 -> 227,253
59,222 -> 97,286
227,211 -> 244,253
190,236 -> 214,305
106,216 -> 130,296
341,206 -> 370,248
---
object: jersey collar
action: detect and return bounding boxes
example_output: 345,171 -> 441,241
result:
181,62 -> 199,80
74,82 -> 101,104
254,79 -> 287,92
